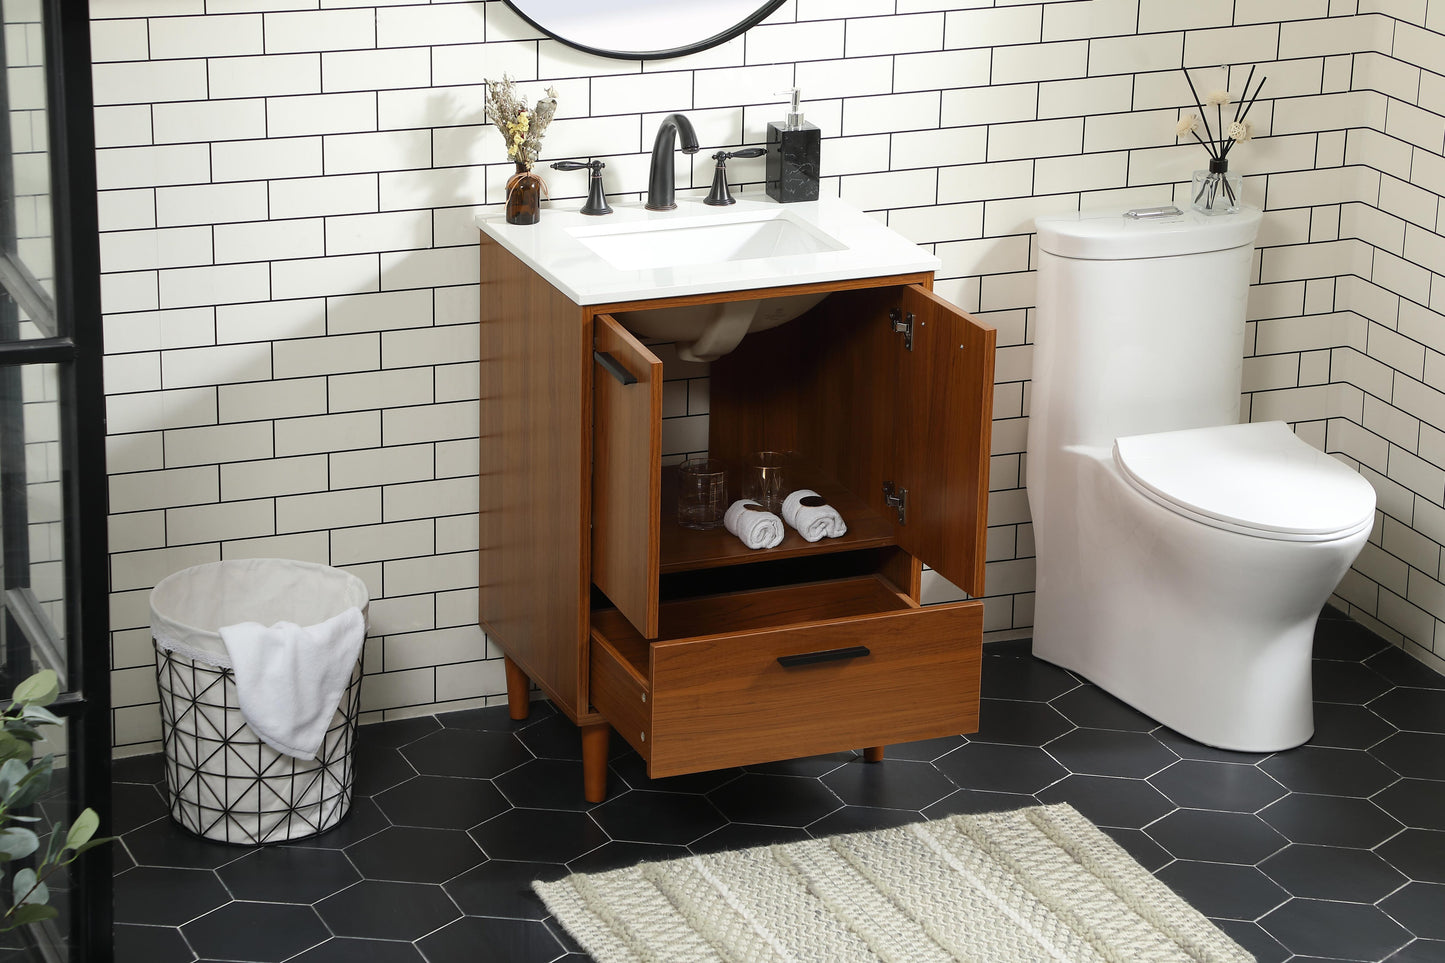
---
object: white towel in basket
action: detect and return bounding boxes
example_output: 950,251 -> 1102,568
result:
219,606 -> 365,760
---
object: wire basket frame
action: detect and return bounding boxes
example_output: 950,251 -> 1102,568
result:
154,643 -> 364,845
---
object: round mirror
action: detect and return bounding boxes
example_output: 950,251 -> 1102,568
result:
504,1 -> 787,61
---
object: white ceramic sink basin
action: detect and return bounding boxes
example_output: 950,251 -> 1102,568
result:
475,195 -> 940,361
569,211 -> 846,271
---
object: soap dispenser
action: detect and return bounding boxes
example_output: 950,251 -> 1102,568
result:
766,88 -> 820,203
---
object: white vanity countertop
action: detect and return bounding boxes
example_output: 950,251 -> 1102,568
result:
475,193 -> 941,306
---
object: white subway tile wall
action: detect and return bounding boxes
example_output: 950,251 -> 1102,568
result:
99,0 -> 1445,752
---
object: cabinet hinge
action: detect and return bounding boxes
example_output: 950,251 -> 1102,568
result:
882,482 -> 908,524
889,307 -> 914,350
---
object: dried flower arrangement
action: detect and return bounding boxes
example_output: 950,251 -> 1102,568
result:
483,75 -> 559,171
1175,66 -> 1267,210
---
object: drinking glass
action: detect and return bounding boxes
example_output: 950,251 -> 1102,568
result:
677,458 -> 727,530
743,451 -> 789,514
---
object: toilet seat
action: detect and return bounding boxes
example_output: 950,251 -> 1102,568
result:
1114,421 -> 1377,541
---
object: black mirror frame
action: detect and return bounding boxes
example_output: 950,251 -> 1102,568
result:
502,0 -> 788,61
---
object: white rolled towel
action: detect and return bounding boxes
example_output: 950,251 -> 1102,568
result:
724,499 -> 784,549
782,489 -> 847,542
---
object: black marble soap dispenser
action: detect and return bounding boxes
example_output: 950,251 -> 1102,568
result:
766,88 -> 820,203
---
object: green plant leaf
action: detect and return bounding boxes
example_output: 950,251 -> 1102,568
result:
66,836 -> 116,860
19,706 -> 61,728
64,809 -> 99,851
0,828 -> 38,861
11,671 -> 58,708
3,902 -> 58,929
11,868 -> 45,906
0,731 -> 28,764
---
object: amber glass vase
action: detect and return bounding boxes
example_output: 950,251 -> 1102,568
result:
505,162 -> 543,225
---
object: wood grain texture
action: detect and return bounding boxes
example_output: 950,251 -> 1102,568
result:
591,315 -> 662,639
477,236 -> 592,722
589,632 -> 651,760
645,594 -> 982,778
892,285 -> 996,598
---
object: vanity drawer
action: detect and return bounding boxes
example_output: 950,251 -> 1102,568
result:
589,575 -> 981,778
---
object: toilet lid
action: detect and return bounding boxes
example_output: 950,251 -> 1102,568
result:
1114,421 -> 1376,539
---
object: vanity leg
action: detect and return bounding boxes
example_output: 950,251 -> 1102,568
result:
504,656 -> 531,721
863,746 -> 885,763
581,724 -> 611,803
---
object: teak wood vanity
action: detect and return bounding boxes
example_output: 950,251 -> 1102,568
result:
477,201 -> 996,802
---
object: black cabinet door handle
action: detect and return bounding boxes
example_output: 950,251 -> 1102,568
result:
776,645 -> 871,668
593,350 -> 637,385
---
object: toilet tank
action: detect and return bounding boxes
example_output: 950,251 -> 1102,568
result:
1031,206 -> 1263,451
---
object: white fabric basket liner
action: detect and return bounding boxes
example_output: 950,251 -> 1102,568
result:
149,558 -> 370,845
150,557 -> 370,668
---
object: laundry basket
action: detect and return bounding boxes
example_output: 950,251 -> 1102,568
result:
149,558 -> 369,845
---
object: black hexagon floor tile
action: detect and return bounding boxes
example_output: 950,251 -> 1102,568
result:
1372,731 -> 1445,780
442,700 -> 557,732
1313,659 -> 1393,704
109,615 -> 1445,963
1154,860 -> 1289,920
590,790 -> 727,846
289,938 -> 427,962
820,759 -> 958,810
345,826 -> 484,883
1149,759 -> 1287,812
1034,773 -> 1175,829
1261,745 -> 1400,797
1373,778 -> 1445,831
1046,727 -> 1179,778
443,859 -> 568,919
1309,701 -> 1398,749
706,773 -> 842,827
1377,828 -> 1445,884
1260,899 -> 1412,961
498,757 -> 627,809
217,845 -> 360,904
1259,844 -> 1408,902
971,698 -> 1074,746
470,808 -> 609,863
182,901 -> 329,962
1367,647 -> 1445,689
1370,687 -> 1445,733
375,774 -> 510,829
743,751 -> 856,778
1259,792 -> 1403,848
113,866 -> 232,926
400,727 -> 533,779
1146,809 -> 1288,864
609,752 -> 739,794
934,740 -> 1068,795
1314,613 -> 1392,660
416,916 -> 563,963
314,879 -> 460,941
978,651 -> 1079,702
113,923 -> 195,963
1049,686 -> 1158,731
687,822 -> 811,854
808,805 -> 922,836
876,734 -> 967,762
1380,882 -> 1445,941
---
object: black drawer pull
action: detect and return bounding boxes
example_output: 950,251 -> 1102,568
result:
777,645 -> 871,668
594,350 -> 638,385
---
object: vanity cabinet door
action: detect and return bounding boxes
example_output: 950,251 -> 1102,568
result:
890,285 -> 996,598
592,315 -> 662,639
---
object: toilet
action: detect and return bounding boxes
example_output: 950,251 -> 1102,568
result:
1026,205 -> 1376,753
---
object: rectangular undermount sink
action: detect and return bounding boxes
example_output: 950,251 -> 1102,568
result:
568,211 -> 847,271
475,194 -> 941,306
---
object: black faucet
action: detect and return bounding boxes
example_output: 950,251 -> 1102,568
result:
646,113 -> 700,211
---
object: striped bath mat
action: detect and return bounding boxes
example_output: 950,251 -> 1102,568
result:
534,802 -> 1252,962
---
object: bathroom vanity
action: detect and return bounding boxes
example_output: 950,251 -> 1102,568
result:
477,197 -> 996,801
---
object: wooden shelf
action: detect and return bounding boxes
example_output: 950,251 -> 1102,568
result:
658,464 -> 897,574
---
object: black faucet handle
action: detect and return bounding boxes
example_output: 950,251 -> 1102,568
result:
549,159 -> 612,216
704,147 -> 767,206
